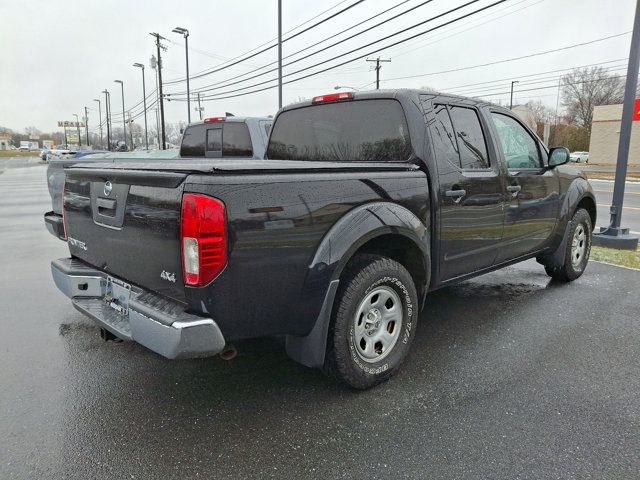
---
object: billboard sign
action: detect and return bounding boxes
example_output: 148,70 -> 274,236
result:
58,121 -> 86,128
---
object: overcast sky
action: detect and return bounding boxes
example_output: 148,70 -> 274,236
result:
0,0 -> 635,134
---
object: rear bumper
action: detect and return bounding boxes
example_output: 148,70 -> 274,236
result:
51,257 -> 226,359
44,211 -> 65,240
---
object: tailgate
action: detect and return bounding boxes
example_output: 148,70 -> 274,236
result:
63,167 -> 188,302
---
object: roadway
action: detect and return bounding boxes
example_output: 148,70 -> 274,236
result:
591,178 -> 640,235
0,161 -> 638,479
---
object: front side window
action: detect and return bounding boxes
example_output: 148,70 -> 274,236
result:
490,113 -> 541,169
448,106 -> 489,170
267,99 -> 412,162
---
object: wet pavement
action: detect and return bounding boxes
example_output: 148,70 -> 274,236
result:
1,163 -> 639,479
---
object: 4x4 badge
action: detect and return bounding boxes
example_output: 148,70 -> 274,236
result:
161,270 -> 176,283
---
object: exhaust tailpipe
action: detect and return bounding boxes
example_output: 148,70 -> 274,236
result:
219,344 -> 237,361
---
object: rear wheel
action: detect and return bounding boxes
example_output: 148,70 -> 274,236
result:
324,254 -> 418,389
543,208 -> 592,281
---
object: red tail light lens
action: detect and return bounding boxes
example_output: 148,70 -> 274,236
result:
180,193 -> 227,286
311,91 -> 353,104
204,117 -> 225,123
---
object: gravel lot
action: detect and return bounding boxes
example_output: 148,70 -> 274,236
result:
1,161 -> 638,479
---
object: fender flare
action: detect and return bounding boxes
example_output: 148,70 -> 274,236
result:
286,202 -> 430,368
544,177 -> 596,265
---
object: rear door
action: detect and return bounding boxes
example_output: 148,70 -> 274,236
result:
426,100 -> 505,281
486,110 -> 559,261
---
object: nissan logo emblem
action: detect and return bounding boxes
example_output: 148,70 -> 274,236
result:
104,181 -> 113,196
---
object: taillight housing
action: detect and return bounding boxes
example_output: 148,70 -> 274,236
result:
180,193 -> 227,286
311,91 -> 353,104
61,183 -> 68,241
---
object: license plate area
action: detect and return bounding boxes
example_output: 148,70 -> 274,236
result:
105,276 -> 131,315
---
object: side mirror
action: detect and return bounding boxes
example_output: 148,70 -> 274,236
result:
548,147 -> 570,167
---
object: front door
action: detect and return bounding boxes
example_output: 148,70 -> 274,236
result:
428,101 -> 505,282
487,111 -> 559,262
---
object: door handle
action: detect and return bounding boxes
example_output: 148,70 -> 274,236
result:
506,185 -> 521,197
445,189 -> 466,203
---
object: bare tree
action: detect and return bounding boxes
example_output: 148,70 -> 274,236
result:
561,67 -> 625,131
524,100 -> 555,125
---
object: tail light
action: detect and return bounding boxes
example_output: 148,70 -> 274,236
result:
204,117 -> 225,123
61,183 -> 68,241
311,91 -> 353,104
180,193 -> 227,286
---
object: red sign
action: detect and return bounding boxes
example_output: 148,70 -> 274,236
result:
633,99 -> 640,121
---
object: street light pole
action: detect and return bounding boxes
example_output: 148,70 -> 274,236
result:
510,81 -> 519,109
93,99 -> 103,149
593,0 -> 640,250
278,0 -> 282,109
102,90 -> 111,151
133,63 -> 149,149
114,80 -> 127,150
172,27 -> 191,123
84,106 -> 89,147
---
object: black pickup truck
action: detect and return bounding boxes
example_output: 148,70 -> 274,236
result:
52,90 -> 596,389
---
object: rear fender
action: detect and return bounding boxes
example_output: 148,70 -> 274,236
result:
287,202 -> 429,368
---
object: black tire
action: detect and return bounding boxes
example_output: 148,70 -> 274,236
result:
324,254 -> 419,389
543,208 -> 592,282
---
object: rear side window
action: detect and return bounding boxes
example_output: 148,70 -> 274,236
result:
267,99 -> 412,161
180,124 -> 205,157
431,104 -> 460,172
448,106 -> 489,170
222,123 -> 253,157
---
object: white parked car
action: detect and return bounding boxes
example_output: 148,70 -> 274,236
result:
570,151 -> 589,163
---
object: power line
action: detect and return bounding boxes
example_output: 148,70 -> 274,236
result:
163,0 -> 353,82
377,31 -> 631,84
169,0 -> 509,103
163,0 -> 369,85
168,0 -> 411,96
173,0 -> 494,100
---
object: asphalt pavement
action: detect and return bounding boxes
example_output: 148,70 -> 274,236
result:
1,161 -> 639,479
591,178 -> 640,235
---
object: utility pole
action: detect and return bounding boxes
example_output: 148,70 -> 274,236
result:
73,114 -> 81,147
93,99 -> 103,149
278,0 -> 283,109
593,0 -> 640,250
127,112 -> 134,148
366,57 -> 391,89
151,33 -> 167,150
196,92 -> 204,120
84,106 -> 89,147
133,62 -> 149,149
172,27 -> 191,123
509,81 -> 519,109
114,80 -> 127,150
103,90 -> 111,151
63,125 -> 68,149
150,56 -> 161,148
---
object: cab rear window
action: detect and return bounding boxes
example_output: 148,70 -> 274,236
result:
180,123 -> 253,158
267,99 -> 412,162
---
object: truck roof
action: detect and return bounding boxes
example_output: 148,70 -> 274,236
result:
278,88 -> 497,113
